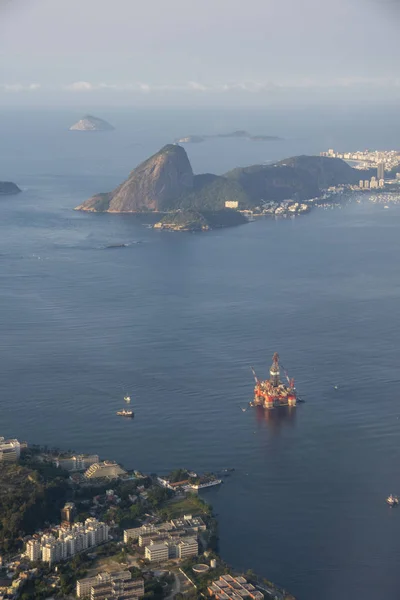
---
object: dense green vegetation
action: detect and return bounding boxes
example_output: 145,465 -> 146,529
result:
158,494 -> 212,520
0,464 -> 69,554
159,210 -> 209,230
275,155 -> 362,187
200,209 -> 247,228
168,469 -> 190,482
159,209 -> 246,231
177,175 -> 249,211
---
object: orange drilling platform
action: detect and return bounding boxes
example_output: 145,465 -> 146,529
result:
250,353 -> 297,409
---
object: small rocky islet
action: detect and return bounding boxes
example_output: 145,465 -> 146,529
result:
75,143 -> 364,231
69,115 -> 114,132
0,181 -> 21,196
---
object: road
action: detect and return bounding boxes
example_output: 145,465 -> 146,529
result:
166,572 -> 181,600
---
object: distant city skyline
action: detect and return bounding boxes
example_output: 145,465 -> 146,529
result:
0,0 -> 399,106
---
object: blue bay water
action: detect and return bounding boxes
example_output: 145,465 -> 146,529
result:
1,107 -> 400,599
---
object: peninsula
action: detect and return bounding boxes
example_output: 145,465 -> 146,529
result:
69,115 -> 114,132
0,181 -> 21,196
75,143 -> 365,230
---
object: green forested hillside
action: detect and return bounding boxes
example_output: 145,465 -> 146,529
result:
0,464 -> 69,553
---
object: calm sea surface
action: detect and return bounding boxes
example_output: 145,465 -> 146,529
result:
1,107 -> 400,600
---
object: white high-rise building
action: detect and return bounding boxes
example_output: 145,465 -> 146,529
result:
25,539 -> 41,561
177,537 -> 198,559
25,518 -> 109,565
42,538 -> 67,564
0,437 -> 21,462
85,518 -> 109,545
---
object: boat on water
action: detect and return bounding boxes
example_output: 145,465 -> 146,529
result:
190,479 -> 222,490
117,409 -> 134,418
386,494 -> 398,506
124,396 -> 131,403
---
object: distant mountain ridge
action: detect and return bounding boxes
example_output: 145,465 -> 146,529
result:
175,131 -> 281,144
75,144 -> 363,215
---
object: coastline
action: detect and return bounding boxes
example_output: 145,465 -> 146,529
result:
0,442 -> 296,600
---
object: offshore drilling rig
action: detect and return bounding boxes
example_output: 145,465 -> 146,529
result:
251,353 -> 297,409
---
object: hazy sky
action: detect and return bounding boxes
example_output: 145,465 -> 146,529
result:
0,0 -> 399,106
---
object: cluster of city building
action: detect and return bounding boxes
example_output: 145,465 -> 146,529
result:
124,514 -> 206,563
357,176 -> 385,190
320,148 -> 400,172
0,436 -> 274,600
232,200 -> 311,218
258,201 -> 310,216
208,575 -> 265,600
76,570 -> 144,600
25,503 -> 109,565
53,453 -> 100,471
53,454 -> 128,480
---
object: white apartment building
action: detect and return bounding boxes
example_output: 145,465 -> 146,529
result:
124,523 -> 173,544
54,454 -> 99,472
225,200 -> 239,209
41,537 -> 67,564
145,542 -> 169,563
25,539 -> 41,561
77,572 -> 144,600
26,518 -> 109,565
0,437 -> 21,462
144,536 -> 199,563
77,572 -> 127,598
178,537 -> 198,559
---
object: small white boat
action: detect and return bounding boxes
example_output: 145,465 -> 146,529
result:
117,409 -> 134,418
124,396 -> 131,403
386,494 -> 398,506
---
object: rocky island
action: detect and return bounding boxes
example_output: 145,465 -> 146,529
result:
215,130 -> 281,141
75,143 -> 364,231
154,208 -> 247,231
0,181 -> 21,196
69,115 -> 114,132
